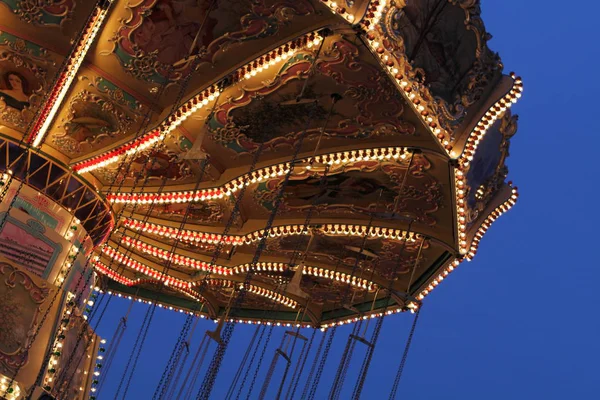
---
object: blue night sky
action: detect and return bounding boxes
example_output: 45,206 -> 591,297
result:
94,1 -> 599,398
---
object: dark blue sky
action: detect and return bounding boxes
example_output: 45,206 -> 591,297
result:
94,1 -> 599,398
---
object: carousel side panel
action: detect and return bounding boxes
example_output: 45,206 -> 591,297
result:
45,309 -> 99,400
0,255 -> 60,399
463,109 -> 519,258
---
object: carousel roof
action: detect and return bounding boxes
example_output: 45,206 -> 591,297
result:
0,0 -> 521,327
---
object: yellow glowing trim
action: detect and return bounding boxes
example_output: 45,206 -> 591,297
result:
31,6 -> 109,148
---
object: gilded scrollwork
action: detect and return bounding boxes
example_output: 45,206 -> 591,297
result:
0,0 -> 76,27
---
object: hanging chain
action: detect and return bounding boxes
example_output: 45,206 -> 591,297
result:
329,321 -> 362,399
285,328 -> 316,400
224,325 -> 262,400
388,307 -> 421,400
298,328 -> 326,400
306,326 -> 337,400
174,332 -> 209,400
113,300 -> 154,398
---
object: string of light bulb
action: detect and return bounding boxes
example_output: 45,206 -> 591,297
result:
106,146 -> 411,204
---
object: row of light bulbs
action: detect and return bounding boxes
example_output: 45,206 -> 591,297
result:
320,0 -> 357,22
96,284 -> 416,330
124,217 -> 419,249
416,186 -> 519,301
303,265 -> 376,290
122,218 -> 244,245
92,263 -> 207,305
416,258 -> 460,301
74,84 -> 220,174
101,247 -> 192,287
242,223 -> 419,244
94,256 -> 294,308
98,287 -> 317,328
119,236 -> 230,275
106,146 -> 411,204
455,75 -> 522,253
31,4 -> 109,148
55,219 -> 82,285
42,292 -> 75,392
0,374 -> 21,400
91,259 -> 134,286
116,224 -> 411,291
319,306 -> 407,329
44,291 -> 103,397
360,0 -> 387,29
461,74 -> 523,165
97,287 -> 207,315
88,335 -> 106,399
455,168 -> 469,254
239,33 -> 322,80
466,188 -> 519,260
98,242 -> 379,308
196,279 -> 298,308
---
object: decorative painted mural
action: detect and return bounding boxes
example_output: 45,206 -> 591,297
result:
0,0 -> 75,27
0,30 -> 51,130
0,261 -> 52,375
110,0 -> 315,84
135,200 -> 225,225
379,0 -> 501,130
254,155 -> 443,226
207,38 -> 415,155
130,148 -> 193,180
51,76 -> 147,157
300,274 -> 368,305
264,232 -> 429,281
95,146 -> 194,185
52,90 -> 135,155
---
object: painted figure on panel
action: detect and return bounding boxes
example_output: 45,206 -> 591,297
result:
283,174 -> 396,207
52,90 -> 135,155
65,101 -> 118,143
0,71 -> 31,111
114,0 -> 314,83
0,32 -> 49,128
130,150 -> 191,181
131,0 -> 217,66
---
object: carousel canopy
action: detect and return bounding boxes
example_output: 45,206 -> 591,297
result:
0,0 -> 521,328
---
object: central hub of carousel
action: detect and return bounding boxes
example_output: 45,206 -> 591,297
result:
0,0 -> 522,398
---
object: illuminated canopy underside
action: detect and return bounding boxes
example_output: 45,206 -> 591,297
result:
0,0 -> 521,327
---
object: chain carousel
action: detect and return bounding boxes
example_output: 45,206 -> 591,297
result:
0,0 -> 522,399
